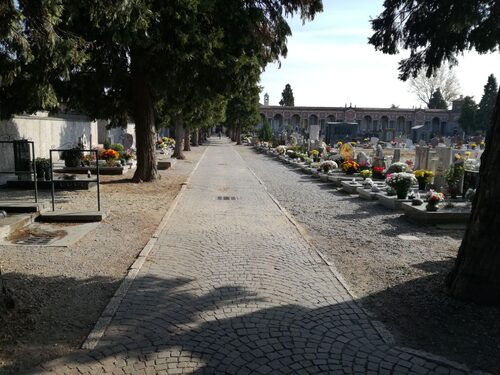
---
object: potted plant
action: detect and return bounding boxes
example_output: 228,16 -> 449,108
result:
426,190 -> 445,211
414,169 -> 433,190
99,148 -> 120,166
320,160 -> 337,174
360,169 -> 372,180
60,145 -> 83,168
386,161 -> 407,174
385,172 -> 417,199
372,166 -> 385,179
340,160 -> 359,175
35,157 -> 51,179
445,163 -> 464,199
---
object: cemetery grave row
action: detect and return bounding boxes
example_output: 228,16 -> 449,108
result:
251,138 -> 481,225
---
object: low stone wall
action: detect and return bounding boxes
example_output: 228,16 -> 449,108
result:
0,113 -> 98,172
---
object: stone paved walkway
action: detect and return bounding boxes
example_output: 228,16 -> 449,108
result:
36,139 -> 471,374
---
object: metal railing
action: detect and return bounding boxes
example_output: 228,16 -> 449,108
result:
0,140 -> 38,202
48,149 -> 101,211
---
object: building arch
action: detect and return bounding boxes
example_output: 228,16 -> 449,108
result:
431,117 -> 440,134
363,115 -> 372,132
396,116 -> 405,133
381,116 -> 389,130
309,114 -> 319,126
273,114 -> 283,132
291,114 -> 301,132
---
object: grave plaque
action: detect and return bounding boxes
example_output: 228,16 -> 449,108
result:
393,149 -> 401,162
13,140 -> 32,181
414,146 -> 430,170
309,125 -> 320,141
121,133 -> 134,149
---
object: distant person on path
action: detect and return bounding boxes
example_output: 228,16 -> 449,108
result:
218,131 -> 221,139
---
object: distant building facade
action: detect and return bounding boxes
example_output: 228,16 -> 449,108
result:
258,100 -> 464,142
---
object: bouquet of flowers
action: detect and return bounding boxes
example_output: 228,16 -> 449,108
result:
385,172 -> 417,199
100,148 -> 120,160
162,137 -> 175,146
386,161 -> 408,174
340,160 -> 359,174
426,190 -> 445,210
360,169 -> 372,179
276,145 -> 287,155
320,160 -> 338,173
414,169 -> 433,186
372,166 -> 385,179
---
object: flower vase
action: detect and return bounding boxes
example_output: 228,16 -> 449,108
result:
396,189 -> 408,199
426,203 -> 439,211
418,179 -> 426,190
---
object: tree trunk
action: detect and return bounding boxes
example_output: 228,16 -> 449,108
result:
193,128 -> 199,146
172,118 -> 185,159
236,123 -> 242,145
183,127 -> 191,151
131,74 -> 157,182
446,87 -> 500,304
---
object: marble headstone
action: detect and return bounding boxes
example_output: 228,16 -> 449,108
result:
393,149 -> 401,163
415,146 -> 430,170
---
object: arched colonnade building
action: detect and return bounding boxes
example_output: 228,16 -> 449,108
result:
258,102 -> 463,143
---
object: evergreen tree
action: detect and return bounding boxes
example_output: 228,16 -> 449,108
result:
0,1 -> 323,181
370,0 -> 500,304
279,84 -> 295,106
458,96 -> 478,134
428,88 -> 448,109
259,120 -> 273,142
477,74 -> 498,132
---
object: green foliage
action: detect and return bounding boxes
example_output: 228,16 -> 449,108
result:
369,1 -> 499,80
459,96 -> 478,134
477,74 -> 498,131
35,157 -> 51,177
428,88 -> 448,109
445,163 -> 464,188
279,83 -> 295,106
103,139 -> 111,150
110,143 -> 125,152
259,120 -> 273,142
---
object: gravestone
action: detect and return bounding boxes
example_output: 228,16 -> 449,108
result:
444,137 -> 451,147
372,144 -> 386,168
418,139 -> 427,147
357,151 -> 369,165
370,137 -> 379,145
430,137 -> 439,148
393,149 -> 401,163
414,146 -> 430,170
309,125 -> 320,141
405,139 -> 413,149
121,133 -> 134,149
434,146 -> 453,188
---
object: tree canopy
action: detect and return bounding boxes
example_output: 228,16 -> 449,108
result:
0,0 -> 323,181
408,66 -> 460,107
370,0 -> 500,304
279,83 -> 295,106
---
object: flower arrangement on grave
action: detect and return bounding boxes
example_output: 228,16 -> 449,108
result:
122,148 -> 136,162
372,166 -> 385,179
304,157 -> 313,166
426,190 -> 445,211
340,160 -> 359,175
286,149 -> 298,159
464,158 -> 480,172
320,160 -> 338,173
100,148 -> 120,166
276,145 -> 287,155
385,172 -> 417,199
386,161 -> 407,174
385,185 -> 396,196
336,141 -> 343,148
445,163 -> 464,199
311,162 -> 321,169
413,169 -> 433,190
405,159 -> 414,170
309,149 -> 320,161
469,143 -> 477,150
480,140 -> 485,149
360,169 -> 372,179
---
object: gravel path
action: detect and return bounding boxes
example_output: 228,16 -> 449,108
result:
0,146 -> 206,374
238,146 -> 500,374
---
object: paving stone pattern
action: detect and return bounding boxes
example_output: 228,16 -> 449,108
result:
36,140 -> 469,374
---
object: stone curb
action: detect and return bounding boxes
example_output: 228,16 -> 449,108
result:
80,146 -> 209,350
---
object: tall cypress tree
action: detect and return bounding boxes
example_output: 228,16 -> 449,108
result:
279,84 -> 295,106
428,88 -> 448,109
477,74 -> 498,132
458,96 -> 478,134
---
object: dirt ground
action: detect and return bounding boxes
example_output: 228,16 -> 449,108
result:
0,146 -> 205,374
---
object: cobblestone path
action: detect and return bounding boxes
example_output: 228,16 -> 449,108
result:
36,140 -> 471,374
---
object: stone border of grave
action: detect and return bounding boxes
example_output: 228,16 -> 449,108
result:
402,202 -> 471,225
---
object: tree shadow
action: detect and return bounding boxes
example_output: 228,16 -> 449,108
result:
6,273 -> 493,374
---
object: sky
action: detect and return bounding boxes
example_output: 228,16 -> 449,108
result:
259,0 -> 500,109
